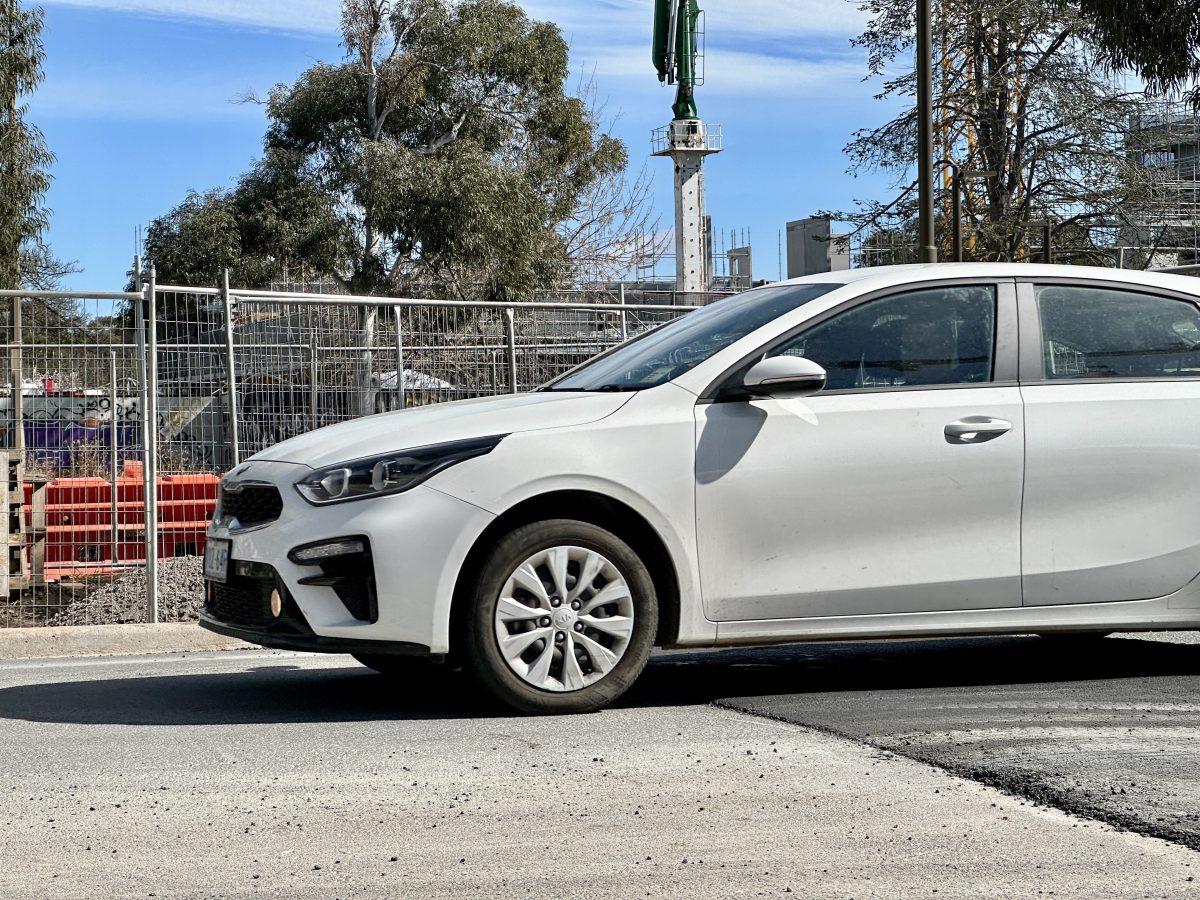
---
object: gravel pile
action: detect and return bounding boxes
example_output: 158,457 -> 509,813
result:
48,556 -> 207,626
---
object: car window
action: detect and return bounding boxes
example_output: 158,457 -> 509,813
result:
767,286 -> 996,391
1036,285 -> 1200,380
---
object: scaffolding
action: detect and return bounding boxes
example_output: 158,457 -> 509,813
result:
1124,100 -> 1200,268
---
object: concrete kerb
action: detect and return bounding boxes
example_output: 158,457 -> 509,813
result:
0,623 -> 255,660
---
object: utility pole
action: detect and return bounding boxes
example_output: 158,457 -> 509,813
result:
916,0 -> 937,263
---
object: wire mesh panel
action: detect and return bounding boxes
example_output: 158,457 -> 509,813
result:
507,305 -> 688,391
152,290 -> 699,477
229,297 -> 695,434
230,301 -> 403,457
150,288 -> 226,620
396,303 -> 511,402
155,287 -> 230,473
0,293 -> 150,625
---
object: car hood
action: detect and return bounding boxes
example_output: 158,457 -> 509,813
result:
249,391 -> 633,469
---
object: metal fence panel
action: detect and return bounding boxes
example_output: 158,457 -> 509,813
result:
0,291 -> 152,626
1,280 -> 709,627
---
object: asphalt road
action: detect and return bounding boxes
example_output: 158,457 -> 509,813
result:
667,632 -> 1200,849
1,636 -> 1200,898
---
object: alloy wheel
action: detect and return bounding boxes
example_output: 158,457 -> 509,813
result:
492,544 -> 636,692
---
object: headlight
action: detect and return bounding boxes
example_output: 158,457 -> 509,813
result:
294,435 -> 507,505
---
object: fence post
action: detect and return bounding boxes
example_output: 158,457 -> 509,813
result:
220,270 -> 241,468
109,350 -> 118,568
309,341 -> 319,431
504,306 -> 518,394
9,291 -> 22,454
357,305 -> 377,417
392,305 -> 406,411
3,292 -> 23,595
145,267 -> 159,624
618,283 -> 628,342
132,264 -> 153,621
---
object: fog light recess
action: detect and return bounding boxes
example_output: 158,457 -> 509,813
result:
287,536 -> 378,624
269,588 -> 283,619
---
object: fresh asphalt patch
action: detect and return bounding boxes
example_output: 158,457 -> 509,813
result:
635,634 -> 1200,851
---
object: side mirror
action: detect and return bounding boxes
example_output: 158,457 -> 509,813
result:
741,355 -> 827,398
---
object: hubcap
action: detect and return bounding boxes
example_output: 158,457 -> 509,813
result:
493,545 -> 636,693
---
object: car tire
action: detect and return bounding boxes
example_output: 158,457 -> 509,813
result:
460,519 -> 658,714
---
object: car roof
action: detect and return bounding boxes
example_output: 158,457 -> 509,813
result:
771,263 -> 1200,295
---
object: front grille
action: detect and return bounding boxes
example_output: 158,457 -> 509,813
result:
208,579 -> 271,628
221,483 -> 284,528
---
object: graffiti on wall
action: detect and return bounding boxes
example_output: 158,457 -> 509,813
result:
0,395 -> 230,474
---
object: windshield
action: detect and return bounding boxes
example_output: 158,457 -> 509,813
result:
544,283 -> 840,391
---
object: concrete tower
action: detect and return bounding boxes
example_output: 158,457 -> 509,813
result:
652,120 -> 721,299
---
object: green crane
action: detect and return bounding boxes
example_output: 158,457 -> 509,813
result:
652,0 -> 701,121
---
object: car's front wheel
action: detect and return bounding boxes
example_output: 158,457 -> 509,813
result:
461,519 -> 658,714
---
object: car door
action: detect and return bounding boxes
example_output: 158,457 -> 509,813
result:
1018,280 -> 1200,606
694,280 -> 1024,622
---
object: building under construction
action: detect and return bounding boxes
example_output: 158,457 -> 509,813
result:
1125,101 -> 1200,269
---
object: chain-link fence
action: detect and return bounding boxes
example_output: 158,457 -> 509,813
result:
0,277 -> 710,626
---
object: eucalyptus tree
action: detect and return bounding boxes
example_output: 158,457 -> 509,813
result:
1075,0 -> 1200,104
147,0 -> 630,302
146,0 -> 638,413
0,0 -> 52,290
841,0 -> 1164,264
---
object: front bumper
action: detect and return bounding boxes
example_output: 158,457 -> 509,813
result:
199,615 -> 431,656
199,565 -> 428,656
204,460 -> 495,654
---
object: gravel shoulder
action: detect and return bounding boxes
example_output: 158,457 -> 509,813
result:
0,650 -> 1198,899
47,556 -> 205,626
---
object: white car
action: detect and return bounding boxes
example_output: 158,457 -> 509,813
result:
201,263 -> 1200,713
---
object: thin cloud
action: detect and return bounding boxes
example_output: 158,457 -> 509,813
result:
44,0 -> 866,42
36,1 -> 869,110
707,1 -> 868,39
31,70 -> 270,122
40,0 -> 337,33
519,0 -> 867,99
579,41 -> 865,98
521,0 -> 865,41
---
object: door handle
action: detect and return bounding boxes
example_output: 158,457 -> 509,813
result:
944,417 -> 1013,444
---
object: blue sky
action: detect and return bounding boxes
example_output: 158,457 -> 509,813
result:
30,0 -> 903,289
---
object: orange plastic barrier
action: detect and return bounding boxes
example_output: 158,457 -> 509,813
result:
22,467 -> 221,581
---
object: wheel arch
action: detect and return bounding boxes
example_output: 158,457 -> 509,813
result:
449,490 -> 682,651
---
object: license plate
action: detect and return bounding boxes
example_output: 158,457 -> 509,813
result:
203,538 -> 231,583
